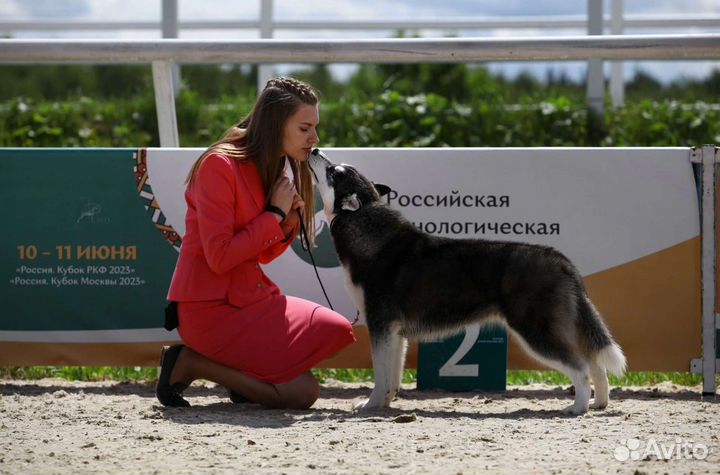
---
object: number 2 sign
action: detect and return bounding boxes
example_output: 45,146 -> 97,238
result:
417,324 -> 507,391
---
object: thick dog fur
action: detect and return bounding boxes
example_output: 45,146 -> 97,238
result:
308,149 -> 626,415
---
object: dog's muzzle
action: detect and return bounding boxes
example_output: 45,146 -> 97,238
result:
310,148 -> 332,163
309,148 -> 332,180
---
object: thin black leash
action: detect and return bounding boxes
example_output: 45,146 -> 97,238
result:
296,208 -> 335,312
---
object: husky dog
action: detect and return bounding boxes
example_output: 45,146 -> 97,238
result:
308,149 -> 626,415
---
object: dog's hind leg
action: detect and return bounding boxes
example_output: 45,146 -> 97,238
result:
589,362 -> 609,409
389,335 -> 408,401
562,365 -> 592,415
525,349 -> 592,415
532,354 -> 592,415
355,327 -> 402,411
507,328 -> 591,415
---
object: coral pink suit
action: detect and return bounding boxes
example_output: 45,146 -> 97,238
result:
167,152 -> 356,383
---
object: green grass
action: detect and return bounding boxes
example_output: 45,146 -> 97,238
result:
0,366 -> 157,381
506,370 -> 707,387
0,366 -> 713,387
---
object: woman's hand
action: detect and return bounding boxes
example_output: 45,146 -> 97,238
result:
269,175 -> 297,217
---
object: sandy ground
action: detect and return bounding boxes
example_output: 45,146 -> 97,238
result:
0,378 -> 718,475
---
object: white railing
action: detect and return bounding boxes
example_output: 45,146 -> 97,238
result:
2,34 -> 718,147
1,0 -> 719,106
2,15 -> 719,33
3,36 -> 718,63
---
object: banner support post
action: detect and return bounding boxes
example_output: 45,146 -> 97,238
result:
700,144 -> 719,395
151,60 -> 180,148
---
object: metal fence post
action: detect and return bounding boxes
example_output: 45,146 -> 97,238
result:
161,0 -> 181,97
257,0 -> 274,94
610,0 -> 625,107
586,0 -> 605,116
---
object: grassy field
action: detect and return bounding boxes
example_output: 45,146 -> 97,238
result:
0,366 -> 710,387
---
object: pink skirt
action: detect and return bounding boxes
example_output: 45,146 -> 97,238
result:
177,295 -> 356,384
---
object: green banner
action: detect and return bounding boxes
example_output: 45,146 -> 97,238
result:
0,149 -> 178,332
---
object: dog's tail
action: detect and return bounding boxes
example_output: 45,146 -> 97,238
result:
595,342 -> 627,378
579,294 -> 627,377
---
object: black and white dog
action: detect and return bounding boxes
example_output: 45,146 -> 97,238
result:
308,149 -> 626,415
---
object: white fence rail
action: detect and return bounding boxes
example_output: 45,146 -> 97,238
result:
2,0 -> 720,105
2,34 -> 718,148
1,35 -> 718,64
2,15 -> 720,33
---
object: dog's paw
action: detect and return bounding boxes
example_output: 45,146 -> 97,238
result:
590,399 -> 608,410
561,403 -> 589,416
353,398 -> 370,412
353,398 -> 385,412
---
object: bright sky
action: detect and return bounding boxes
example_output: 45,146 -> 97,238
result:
1,0 -> 719,83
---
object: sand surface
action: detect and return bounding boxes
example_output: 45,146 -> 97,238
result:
1,378 -> 718,474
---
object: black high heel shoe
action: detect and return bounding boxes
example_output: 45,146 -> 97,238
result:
228,389 -> 249,404
156,345 -> 190,407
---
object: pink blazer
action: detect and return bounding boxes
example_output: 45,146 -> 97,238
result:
167,153 -> 298,308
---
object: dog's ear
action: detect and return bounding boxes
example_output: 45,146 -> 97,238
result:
373,183 -> 391,198
341,193 -> 362,212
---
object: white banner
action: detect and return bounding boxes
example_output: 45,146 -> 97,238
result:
146,147 -> 699,324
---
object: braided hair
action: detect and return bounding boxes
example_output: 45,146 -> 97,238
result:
264,77 -> 318,104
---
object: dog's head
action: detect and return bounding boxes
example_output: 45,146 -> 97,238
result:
308,148 -> 391,221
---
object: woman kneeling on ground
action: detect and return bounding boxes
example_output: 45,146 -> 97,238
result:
156,77 -> 356,409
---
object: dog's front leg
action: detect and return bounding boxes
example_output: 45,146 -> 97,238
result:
355,330 -> 399,411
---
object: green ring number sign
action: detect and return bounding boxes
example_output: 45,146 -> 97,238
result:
417,325 -> 507,391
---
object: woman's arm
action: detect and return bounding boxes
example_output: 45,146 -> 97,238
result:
195,154 -> 284,274
259,222 -> 300,264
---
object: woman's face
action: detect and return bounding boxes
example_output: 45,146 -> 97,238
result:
282,103 -> 320,162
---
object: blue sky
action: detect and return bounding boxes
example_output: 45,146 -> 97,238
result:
1,0 -> 719,84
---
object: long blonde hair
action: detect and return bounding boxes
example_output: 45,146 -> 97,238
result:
186,77 -> 318,245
